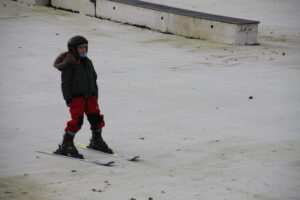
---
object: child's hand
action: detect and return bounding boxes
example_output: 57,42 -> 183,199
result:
66,99 -> 72,107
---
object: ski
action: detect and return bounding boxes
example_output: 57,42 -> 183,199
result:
36,150 -> 115,166
75,142 -> 140,161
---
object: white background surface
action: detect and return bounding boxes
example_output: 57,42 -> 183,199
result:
0,0 -> 300,199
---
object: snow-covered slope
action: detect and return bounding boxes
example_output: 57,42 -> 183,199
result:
0,0 -> 299,199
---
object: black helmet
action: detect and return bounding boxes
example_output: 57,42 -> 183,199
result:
67,35 -> 88,51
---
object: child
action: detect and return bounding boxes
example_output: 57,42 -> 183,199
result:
53,35 -> 113,159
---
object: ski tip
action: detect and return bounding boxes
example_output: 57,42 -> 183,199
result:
93,160 -> 115,166
108,161 -> 115,165
104,161 -> 115,166
129,156 -> 140,161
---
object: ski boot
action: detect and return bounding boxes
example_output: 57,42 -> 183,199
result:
87,129 -> 113,154
54,131 -> 84,159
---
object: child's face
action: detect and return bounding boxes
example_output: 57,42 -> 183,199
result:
76,44 -> 87,55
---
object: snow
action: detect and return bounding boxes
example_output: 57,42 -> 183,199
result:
0,0 -> 300,199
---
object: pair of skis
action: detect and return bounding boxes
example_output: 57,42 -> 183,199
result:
37,142 -> 139,167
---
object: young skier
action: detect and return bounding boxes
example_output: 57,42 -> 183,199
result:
53,35 -> 113,159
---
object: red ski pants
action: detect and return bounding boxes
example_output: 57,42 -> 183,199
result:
65,96 -> 105,133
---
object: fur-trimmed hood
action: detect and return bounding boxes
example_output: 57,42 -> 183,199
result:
53,51 -> 78,71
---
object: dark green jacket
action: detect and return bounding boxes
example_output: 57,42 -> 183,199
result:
54,52 -> 98,104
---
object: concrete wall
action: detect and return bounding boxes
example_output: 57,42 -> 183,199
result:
95,0 -> 258,45
166,12 -> 258,45
51,0 -> 96,16
16,0 -> 49,6
17,0 -> 259,45
96,0 -> 169,32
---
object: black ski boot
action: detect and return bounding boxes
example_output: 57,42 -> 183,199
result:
54,131 -> 84,159
87,129 -> 113,154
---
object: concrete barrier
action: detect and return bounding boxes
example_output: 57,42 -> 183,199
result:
97,0 -> 169,32
17,0 -> 260,45
16,0 -> 49,6
51,0 -> 96,16
96,0 -> 259,45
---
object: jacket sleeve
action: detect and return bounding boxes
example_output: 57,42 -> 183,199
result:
61,66 -> 73,104
93,67 -> 99,99
90,60 -> 99,99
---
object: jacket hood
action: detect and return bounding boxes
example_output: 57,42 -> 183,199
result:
53,51 -> 78,71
